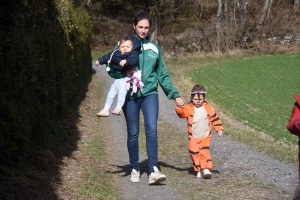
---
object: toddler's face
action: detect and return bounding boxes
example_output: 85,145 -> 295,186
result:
119,40 -> 133,54
191,94 -> 205,108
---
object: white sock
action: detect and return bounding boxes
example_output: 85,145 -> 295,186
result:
115,103 -> 123,109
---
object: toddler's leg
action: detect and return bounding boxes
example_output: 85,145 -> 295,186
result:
199,134 -> 212,179
189,136 -> 201,172
111,78 -> 127,115
199,134 -> 212,171
97,80 -> 118,117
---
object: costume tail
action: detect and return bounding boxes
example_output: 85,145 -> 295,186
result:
139,82 -> 144,93
132,79 -> 138,93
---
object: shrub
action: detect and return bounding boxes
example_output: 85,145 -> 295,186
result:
0,0 -> 92,164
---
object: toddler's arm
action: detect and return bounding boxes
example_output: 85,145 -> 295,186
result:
207,104 -> 224,133
119,60 -> 126,67
175,105 -> 189,118
217,130 -> 223,137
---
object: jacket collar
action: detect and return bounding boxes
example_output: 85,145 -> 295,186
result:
134,34 -> 150,43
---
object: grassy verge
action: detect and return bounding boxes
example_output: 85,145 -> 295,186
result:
54,74 -> 121,199
71,54 -> 121,199
78,75 -> 120,199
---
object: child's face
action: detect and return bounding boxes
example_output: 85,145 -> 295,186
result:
191,94 -> 205,108
119,40 -> 133,54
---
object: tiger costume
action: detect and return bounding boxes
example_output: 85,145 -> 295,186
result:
175,101 -> 224,175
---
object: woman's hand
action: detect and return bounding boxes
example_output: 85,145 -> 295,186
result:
175,97 -> 184,108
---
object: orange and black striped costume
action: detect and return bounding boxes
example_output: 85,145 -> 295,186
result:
175,102 -> 224,172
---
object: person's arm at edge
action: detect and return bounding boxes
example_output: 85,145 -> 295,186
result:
287,94 -> 300,136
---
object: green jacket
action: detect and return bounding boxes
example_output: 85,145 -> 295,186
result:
128,35 -> 180,100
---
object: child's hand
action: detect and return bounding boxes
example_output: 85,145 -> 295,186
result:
119,60 -> 126,67
95,60 -> 100,66
217,130 -> 223,137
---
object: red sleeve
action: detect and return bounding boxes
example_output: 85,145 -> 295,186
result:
287,94 -> 300,136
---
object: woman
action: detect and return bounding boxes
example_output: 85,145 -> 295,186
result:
123,11 -> 184,185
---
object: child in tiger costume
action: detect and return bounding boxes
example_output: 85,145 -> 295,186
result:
175,84 -> 224,179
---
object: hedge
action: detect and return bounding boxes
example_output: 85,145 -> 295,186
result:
0,0 -> 92,164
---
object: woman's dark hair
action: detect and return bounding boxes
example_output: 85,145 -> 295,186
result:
133,10 -> 152,26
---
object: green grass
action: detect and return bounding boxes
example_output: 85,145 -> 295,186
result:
189,53 -> 300,144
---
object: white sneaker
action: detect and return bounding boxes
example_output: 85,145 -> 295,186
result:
111,107 -> 122,115
148,166 -> 166,185
196,171 -> 203,178
203,169 -> 211,179
96,109 -> 109,117
130,169 -> 140,183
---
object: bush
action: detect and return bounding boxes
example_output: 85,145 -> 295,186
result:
0,0 -> 92,164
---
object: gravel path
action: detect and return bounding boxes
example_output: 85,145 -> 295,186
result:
93,64 -> 299,199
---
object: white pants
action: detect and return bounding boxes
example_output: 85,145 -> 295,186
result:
105,77 -> 130,108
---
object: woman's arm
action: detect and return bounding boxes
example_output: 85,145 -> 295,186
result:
155,46 -> 181,100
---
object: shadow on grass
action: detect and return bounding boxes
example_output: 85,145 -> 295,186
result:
0,70 -> 95,200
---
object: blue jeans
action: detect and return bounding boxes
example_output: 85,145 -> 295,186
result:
123,94 -> 159,173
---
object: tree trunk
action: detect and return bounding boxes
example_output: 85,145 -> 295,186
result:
254,0 -> 273,32
294,0 -> 300,13
193,0 -> 203,28
224,0 -> 228,23
236,0 -> 250,36
150,0 -> 160,44
168,0 -> 176,21
216,0 -> 222,54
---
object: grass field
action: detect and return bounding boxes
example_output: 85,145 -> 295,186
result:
189,53 -> 300,144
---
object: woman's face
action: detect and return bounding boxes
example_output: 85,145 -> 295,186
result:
133,19 -> 150,39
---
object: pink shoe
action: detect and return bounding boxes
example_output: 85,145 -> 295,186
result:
96,109 -> 109,117
111,107 -> 122,115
